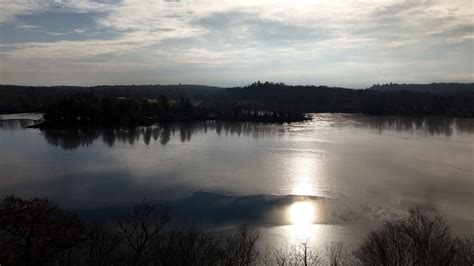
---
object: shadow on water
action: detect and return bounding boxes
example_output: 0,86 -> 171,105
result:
75,191 -> 405,229
76,191 -> 326,226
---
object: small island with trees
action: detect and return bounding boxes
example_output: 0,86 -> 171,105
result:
31,93 -> 310,128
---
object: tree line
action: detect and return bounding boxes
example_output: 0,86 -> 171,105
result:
225,82 -> 474,117
0,195 -> 472,265
32,92 -> 309,128
1,82 -> 473,120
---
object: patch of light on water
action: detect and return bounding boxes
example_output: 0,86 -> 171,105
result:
289,155 -> 326,197
289,201 -> 316,225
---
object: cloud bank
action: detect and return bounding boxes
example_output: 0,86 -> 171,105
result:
0,0 -> 472,87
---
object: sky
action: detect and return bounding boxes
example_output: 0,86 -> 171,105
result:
0,0 -> 472,88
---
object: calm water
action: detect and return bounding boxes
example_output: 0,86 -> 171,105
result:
0,113 -> 473,248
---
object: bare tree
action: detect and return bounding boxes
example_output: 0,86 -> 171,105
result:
272,242 -> 323,266
85,222 -> 123,266
273,246 -> 294,266
454,236 -> 474,265
149,226 -> 222,266
299,240 -> 323,266
325,242 -> 349,266
260,245 -> 274,266
116,199 -> 170,266
223,225 -> 260,266
354,206 -> 470,265
0,196 -> 84,266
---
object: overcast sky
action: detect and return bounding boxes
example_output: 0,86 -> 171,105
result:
0,0 -> 472,87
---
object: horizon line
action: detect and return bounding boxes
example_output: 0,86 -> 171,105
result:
1,81 -> 473,90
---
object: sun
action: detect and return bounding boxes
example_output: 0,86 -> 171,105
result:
289,201 -> 315,225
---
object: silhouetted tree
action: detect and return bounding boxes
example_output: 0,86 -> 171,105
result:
223,225 -> 260,266
272,241 -> 323,266
85,222 -> 122,266
0,196 -> 84,266
158,94 -> 170,118
354,207 -> 472,265
178,97 -> 193,114
325,242 -> 350,266
116,199 -> 170,266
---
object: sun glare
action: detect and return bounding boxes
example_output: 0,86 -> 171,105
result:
289,201 -> 315,225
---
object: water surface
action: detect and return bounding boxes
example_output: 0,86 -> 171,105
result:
1,113 -> 473,247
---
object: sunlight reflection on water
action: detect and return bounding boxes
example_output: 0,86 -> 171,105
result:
289,201 -> 316,225
290,156 -> 321,197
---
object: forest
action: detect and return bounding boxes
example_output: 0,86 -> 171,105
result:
1,82 -> 473,127
30,93 -> 309,128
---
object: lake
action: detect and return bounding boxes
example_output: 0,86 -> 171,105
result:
0,113 -> 473,249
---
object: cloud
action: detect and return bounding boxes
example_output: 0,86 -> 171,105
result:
0,0 -> 472,86
0,0 -> 112,24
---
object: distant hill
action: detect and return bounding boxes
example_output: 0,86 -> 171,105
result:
0,84 -> 224,113
370,83 -> 474,93
0,84 -> 224,98
1,82 -> 473,117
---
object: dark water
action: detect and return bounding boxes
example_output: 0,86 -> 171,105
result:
0,113 -> 473,247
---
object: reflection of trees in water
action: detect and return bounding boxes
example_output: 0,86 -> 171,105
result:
42,128 -> 101,150
454,119 -> 474,134
351,116 -> 474,137
101,128 -> 116,147
102,126 -> 174,146
40,122 -> 281,150
215,121 -> 284,139
41,116 -> 471,150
